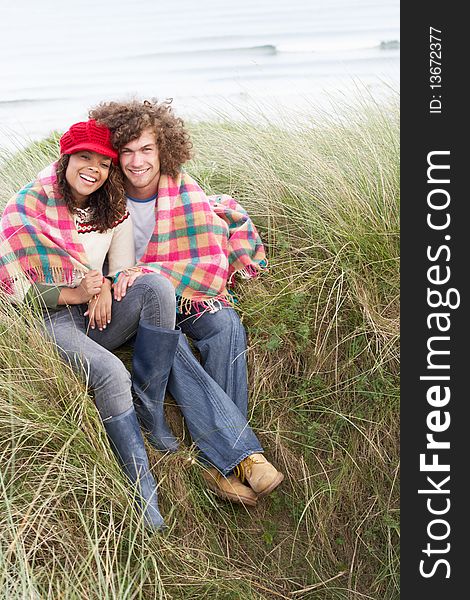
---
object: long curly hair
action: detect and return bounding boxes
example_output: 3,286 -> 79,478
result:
89,99 -> 193,178
56,154 -> 127,232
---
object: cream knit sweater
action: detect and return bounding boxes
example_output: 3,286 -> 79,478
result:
34,209 -> 135,308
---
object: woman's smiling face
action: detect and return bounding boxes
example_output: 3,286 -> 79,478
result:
65,150 -> 112,205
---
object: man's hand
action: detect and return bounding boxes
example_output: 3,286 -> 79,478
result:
84,279 -> 112,330
113,268 -> 144,301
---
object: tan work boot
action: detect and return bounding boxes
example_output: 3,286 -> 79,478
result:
202,467 -> 258,507
234,454 -> 284,498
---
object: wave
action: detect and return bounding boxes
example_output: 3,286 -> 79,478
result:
129,39 -> 399,62
276,39 -> 400,53
132,44 -> 277,61
0,98 -> 54,105
0,96 -> 72,106
379,40 -> 400,50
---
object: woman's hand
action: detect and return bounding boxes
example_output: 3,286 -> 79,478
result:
57,270 -> 103,306
84,279 -> 112,330
113,267 -> 144,301
77,270 -> 104,303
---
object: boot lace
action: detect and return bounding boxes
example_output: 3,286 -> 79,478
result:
234,455 -> 262,483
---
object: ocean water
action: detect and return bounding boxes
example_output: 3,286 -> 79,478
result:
0,0 -> 399,149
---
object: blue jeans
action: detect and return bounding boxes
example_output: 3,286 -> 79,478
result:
168,334 -> 263,473
171,306 -> 261,472
176,307 -> 249,417
42,276 -> 262,474
42,274 -> 176,420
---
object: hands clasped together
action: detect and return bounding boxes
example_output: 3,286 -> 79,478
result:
81,268 -> 145,331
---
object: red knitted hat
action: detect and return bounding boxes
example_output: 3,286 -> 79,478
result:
59,119 -> 118,164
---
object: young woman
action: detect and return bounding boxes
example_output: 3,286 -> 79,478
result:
0,119 -> 177,530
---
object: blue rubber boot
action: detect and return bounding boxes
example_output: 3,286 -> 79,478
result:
132,322 -> 180,452
103,406 -> 166,531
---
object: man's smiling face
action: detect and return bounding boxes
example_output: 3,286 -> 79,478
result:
119,128 -> 161,198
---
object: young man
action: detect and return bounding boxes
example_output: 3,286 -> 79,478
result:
89,99 -> 283,507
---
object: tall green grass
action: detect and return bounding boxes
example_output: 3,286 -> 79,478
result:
0,96 -> 399,599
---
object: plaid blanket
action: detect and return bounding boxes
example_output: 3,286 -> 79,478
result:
0,163 -> 89,302
139,171 -> 266,313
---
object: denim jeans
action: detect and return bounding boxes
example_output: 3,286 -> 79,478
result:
172,306 -> 262,472
176,307 -> 249,417
42,273 -> 176,420
168,333 -> 263,473
42,276 -> 263,475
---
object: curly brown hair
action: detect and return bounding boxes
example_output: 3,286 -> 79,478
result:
56,155 -> 127,232
89,99 -> 193,179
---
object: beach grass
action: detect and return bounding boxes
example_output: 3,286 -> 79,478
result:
0,96 -> 399,599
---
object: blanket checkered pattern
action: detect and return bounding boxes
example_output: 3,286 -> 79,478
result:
139,172 -> 266,313
0,163 -> 89,301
